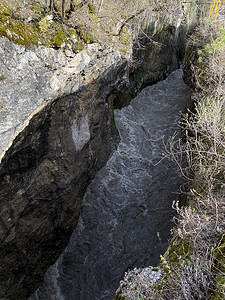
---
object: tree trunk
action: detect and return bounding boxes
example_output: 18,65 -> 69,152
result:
49,0 -> 54,11
62,0 -> 65,19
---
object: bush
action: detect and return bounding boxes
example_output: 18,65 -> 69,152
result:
157,19 -> 225,300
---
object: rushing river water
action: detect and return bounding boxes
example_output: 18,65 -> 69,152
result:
30,69 -> 190,300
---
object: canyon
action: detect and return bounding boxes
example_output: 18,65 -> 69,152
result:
0,2 -> 199,299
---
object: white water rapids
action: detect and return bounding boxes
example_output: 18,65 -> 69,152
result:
30,69 -> 190,300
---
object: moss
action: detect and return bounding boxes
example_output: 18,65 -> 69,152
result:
0,9 -> 79,48
119,25 -> 130,54
0,75 -> 6,81
165,236 -> 193,265
1,6 -> 12,16
29,5 -> 42,18
0,14 -> 39,45
108,94 -> 115,108
68,28 -> 77,36
120,48 -> 127,54
30,6 -> 42,12
107,94 -> 116,119
80,28 -> 95,43
0,3 -> 89,49
38,16 -> 51,33
119,25 -> 130,45
121,9 -> 127,19
88,3 -> 96,14
51,27 -> 66,47
119,46 -> 128,55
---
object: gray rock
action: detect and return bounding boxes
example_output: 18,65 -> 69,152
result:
0,39 -> 123,163
116,266 -> 164,298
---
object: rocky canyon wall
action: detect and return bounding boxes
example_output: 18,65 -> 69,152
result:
0,40 -> 128,299
0,2 -> 199,299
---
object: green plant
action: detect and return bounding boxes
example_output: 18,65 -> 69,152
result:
1,6 -> 12,16
38,16 -> 51,32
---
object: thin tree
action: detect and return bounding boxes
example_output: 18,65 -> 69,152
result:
49,0 -> 54,12
62,0 -> 65,19
49,0 -> 66,19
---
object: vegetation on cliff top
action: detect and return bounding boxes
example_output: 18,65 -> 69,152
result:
0,0 -> 189,54
0,0 -> 153,53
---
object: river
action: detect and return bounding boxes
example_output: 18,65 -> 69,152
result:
29,69 -> 190,300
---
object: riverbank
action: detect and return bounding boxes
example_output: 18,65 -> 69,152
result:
116,15 -> 225,300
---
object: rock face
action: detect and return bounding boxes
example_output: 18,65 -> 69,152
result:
0,39 -> 127,161
0,3 -> 198,299
113,3 -> 198,107
0,40 -> 127,299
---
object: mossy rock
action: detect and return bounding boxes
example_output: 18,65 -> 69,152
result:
79,27 -> 95,43
0,9 -> 82,49
0,14 -> 39,45
72,39 -> 85,52
51,27 -> 67,47
0,2 -> 96,50
119,25 -> 130,45
38,16 -> 51,32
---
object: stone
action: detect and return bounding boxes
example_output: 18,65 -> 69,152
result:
115,266 -> 164,299
71,113 -> 90,152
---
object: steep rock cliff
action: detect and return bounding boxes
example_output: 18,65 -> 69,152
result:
0,40 -> 128,299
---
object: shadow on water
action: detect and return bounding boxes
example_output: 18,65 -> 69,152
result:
30,69 -> 190,300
